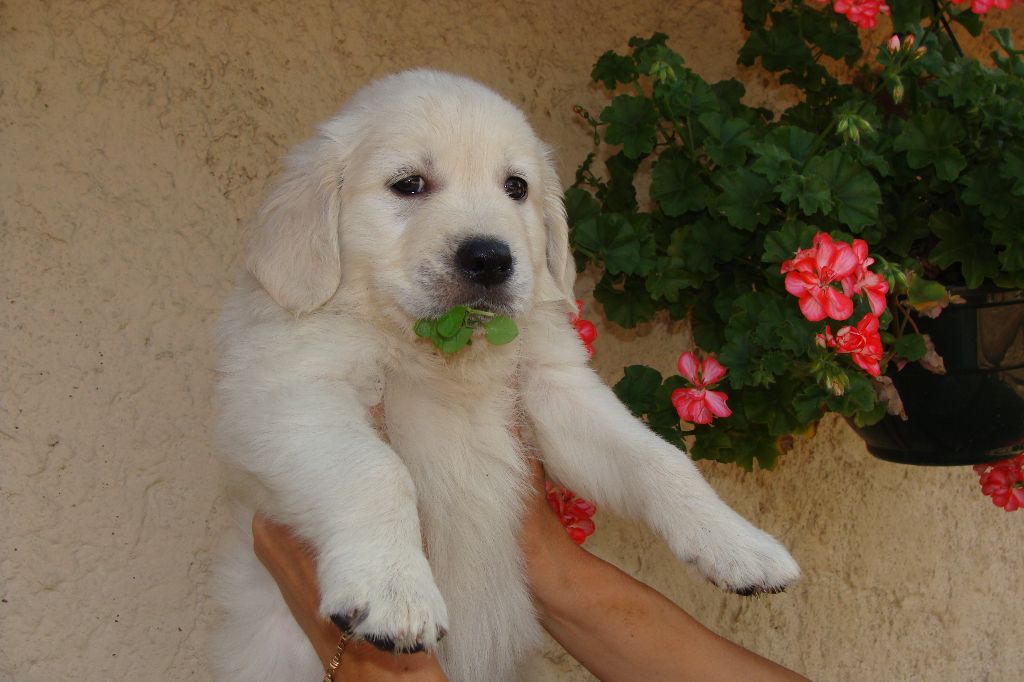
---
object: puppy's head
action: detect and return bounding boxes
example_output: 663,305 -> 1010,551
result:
246,70 -> 575,321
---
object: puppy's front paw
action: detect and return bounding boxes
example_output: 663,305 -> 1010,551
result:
321,556 -> 449,653
691,521 -> 801,596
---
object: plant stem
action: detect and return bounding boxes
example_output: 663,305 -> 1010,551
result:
930,0 -> 964,57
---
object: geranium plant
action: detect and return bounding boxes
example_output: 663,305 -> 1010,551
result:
566,1 -> 1024,472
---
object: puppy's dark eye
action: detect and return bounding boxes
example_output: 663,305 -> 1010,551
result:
391,175 -> 428,196
504,176 -> 528,201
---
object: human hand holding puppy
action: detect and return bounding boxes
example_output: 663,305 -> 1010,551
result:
254,455 -> 807,682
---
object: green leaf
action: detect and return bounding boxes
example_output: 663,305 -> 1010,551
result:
990,216 -> 1024,273
594,274 -> 657,328
713,168 -> 774,231
741,0 -> 772,29
645,258 -> 700,302
762,221 -> 818,264
805,151 -> 881,232
928,212 -> 1000,288
668,217 -> 748,275
438,326 -> 473,355
895,333 -> 928,361
650,154 -> 709,216
907,276 -> 949,309
960,168 -> 1013,218
564,187 -> 601,226
613,365 -> 663,417
893,111 -> 967,182
601,152 -> 640,212
698,112 -> 754,166
592,51 -> 637,89
777,173 -> 832,216
414,319 -> 435,338
436,306 -> 467,338
999,150 -> 1024,196
793,385 -> 826,424
484,316 -> 518,345
572,213 -> 656,276
600,95 -> 659,159
752,126 -> 817,183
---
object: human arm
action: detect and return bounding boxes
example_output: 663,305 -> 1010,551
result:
519,457 -> 809,682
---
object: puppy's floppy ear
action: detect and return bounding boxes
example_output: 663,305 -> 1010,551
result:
246,137 -> 345,315
537,149 -> 577,312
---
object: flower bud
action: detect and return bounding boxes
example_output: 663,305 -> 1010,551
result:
903,34 -> 915,50
892,82 -> 905,104
836,116 -> 850,134
848,125 -> 861,144
887,34 -> 901,53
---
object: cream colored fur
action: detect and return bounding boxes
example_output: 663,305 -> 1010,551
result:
212,70 -> 800,682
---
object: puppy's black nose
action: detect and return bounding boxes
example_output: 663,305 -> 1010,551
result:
456,238 -> 513,287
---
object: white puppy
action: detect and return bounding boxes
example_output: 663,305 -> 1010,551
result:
212,69 -> 799,682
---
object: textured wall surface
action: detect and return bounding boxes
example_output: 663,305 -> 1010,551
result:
2,1 -> 1022,680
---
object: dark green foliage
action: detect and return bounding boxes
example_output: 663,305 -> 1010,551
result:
567,4 -> 1024,469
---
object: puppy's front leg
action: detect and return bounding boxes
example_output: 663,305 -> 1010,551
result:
219,371 -> 448,652
521,307 -> 800,595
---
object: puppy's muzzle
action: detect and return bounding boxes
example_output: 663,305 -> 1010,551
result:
456,237 -> 513,288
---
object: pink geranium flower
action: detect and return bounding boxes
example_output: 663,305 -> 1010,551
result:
545,481 -> 598,544
973,454 -> 1024,511
951,0 -> 1013,15
841,239 -> 890,317
671,352 -> 732,425
570,299 -> 597,359
817,314 -> 884,377
782,233 -> 859,322
818,0 -> 891,28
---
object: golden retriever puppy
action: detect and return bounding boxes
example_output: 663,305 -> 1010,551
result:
212,69 -> 799,682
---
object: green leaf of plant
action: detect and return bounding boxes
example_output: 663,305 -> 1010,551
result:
989,216 -> 1024,272
564,187 -> 601,226
762,221 -> 818,264
999,150 -> 1024,196
594,274 -> 657,328
713,168 -> 774,231
777,173 -> 832,216
483,316 -> 518,345
600,95 -> 659,159
805,151 -> 881,232
592,50 -> 637,89
645,258 -> 700,302
698,112 -> 754,166
573,212 -> 657,276
960,168 -> 1013,218
907,276 -> 948,308
895,333 -> 928,361
435,306 -> 467,338
928,212 -> 1000,288
893,111 -> 967,182
613,365 -> 663,417
414,319 -> 435,338
650,154 -> 709,216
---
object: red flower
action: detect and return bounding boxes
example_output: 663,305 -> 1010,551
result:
782,233 -> 859,322
545,481 -> 597,544
973,454 -> 1024,511
819,0 -> 891,28
839,239 -> 889,317
672,352 -> 732,424
951,0 -> 1013,14
570,300 -> 597,358
817,314 -> 884,377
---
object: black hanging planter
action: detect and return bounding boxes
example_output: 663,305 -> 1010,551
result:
849,286 -> 1024,466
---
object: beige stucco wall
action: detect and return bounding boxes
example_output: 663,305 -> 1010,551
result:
3,1 -> 1022,680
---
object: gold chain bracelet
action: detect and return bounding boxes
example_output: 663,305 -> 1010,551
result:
322,630 -> 351,682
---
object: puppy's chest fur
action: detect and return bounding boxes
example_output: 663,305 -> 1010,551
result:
373,338 -> 540,679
